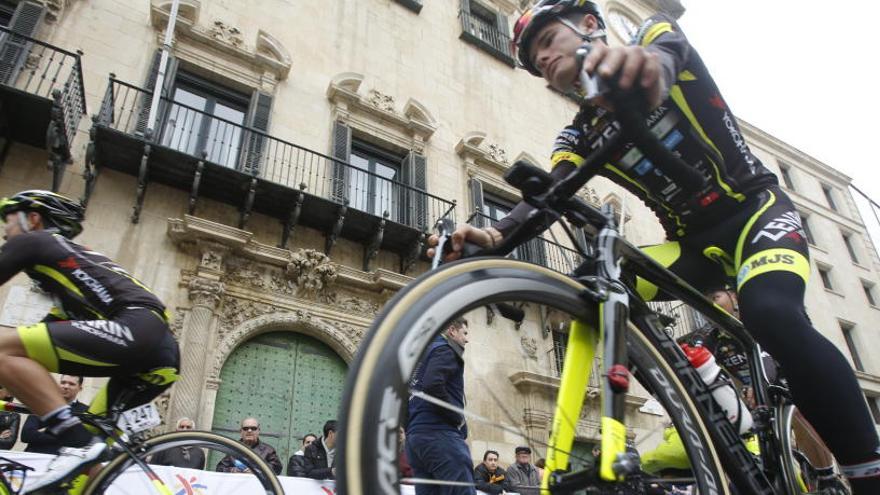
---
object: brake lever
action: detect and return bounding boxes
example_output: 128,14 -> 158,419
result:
432,218 -> 455,270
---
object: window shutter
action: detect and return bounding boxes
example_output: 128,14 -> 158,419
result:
243,91 -> 272,175
468,178 -> 485,228
330,121 -> 351,203
402,151 -> 428,230
495,10 -> 512,59
0,1 -> 45,84
136,49 -> 178,138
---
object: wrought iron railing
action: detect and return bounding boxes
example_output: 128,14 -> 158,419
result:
549,335 -> 601,388
97,77 -> 456,231
458,9 -> 515,64
0,25 -> 87,149
467,212 -> 584,272
648,300 -> 707,341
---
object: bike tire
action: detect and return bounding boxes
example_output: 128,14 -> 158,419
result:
338,257 -> 732,495
82,430 -> 284,494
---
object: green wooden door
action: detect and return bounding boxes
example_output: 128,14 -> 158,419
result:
210,331 -> 347,471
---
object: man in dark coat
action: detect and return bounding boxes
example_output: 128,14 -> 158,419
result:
21,375 -> 87,454
216,417 -> 282,474
473,450 -> 511,494
0,384 -> 20,450
303,420 -> 337,479
405,318 -> 474,494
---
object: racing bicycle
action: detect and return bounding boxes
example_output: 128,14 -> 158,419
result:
336,77 -> 847,494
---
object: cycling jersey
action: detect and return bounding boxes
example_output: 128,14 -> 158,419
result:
495,13 -> 779,240
0,230 -> 166,320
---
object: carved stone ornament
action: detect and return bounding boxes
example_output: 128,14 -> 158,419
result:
520,335 -> 538,360
187,278 -> 225,307
209,20 -> 244,48
488,144 -> 509,165
198,244 -> 226,273
217,298 -> 277,341
286,249 -> 338,293
367,89 -> 395,113
40,0 -> 72,23
168,308 -> 188,339
579,186 -> 601,206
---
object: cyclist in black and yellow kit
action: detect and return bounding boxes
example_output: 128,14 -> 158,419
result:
432,1 -> 880,492
0,190 -> 180,492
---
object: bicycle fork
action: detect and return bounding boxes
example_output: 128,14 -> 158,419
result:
544,224 -> 633,493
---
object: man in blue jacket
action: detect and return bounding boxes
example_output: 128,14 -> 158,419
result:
405,318 -> 473,495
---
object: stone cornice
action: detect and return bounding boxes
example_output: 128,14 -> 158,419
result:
168,216 -> 412,293
327,73 -> 437,142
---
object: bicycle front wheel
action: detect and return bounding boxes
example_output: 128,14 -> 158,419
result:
338,257 -> 731,495
83,430 -> 284,494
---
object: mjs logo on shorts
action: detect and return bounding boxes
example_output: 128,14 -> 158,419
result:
173,473 -> 208,495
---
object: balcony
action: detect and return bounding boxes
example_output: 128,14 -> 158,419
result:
468,212 -> 584,273
87,77 -> 455,273
458,9 -> 516,67
0,25 -> 86,189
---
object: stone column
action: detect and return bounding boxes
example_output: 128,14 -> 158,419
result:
167,276 -> 224,424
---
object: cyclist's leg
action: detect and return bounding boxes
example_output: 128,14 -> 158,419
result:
734,188 -> 880,493
0,325 -> 69,415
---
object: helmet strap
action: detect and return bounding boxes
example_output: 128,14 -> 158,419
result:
16,211 -> 31,233
557,17 -> 606,43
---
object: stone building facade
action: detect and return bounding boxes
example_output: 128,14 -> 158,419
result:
1,0 -> 878,465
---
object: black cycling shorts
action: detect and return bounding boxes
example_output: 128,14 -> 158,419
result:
636,187 -> 810,300
17,307 -> 180,414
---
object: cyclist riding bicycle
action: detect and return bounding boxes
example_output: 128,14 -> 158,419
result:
431,1 -> 880,492
0,190 -> 180,492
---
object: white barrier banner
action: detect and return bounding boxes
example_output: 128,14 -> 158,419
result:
0,451 -> 431,494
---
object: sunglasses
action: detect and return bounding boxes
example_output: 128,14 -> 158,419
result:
241,426 -> 259,432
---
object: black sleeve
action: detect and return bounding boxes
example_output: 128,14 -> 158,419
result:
418,346 -> 464,426
288,455 -> 307,477
265,446 -> 282,475
0,233 -> 44,286
216,454 -> 234,472
20,415 -> 57,447
149,449 -> 169,466
635,14 -> 691,96
303,444 -> 334,480
0,413 -> 20,450
193,448 -> 206,470
473,466 -> 503,494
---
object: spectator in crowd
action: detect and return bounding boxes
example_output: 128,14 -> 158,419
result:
405,318 -> 473,494
303,420 -> 337,480
149,417 -> 205,469
399,427 -> 413,481
0,384 -> 20,450
286,433 -> 316,477
216,417 -> 282,474
22,375 -> 87,454
506,446 -> 541,495
473,449 -> 511,494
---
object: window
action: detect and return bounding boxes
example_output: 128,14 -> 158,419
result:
867,395 -> 880,424
841,322 -> 864,371
459,0 -> 515,66
349,139 -> 403,219
551,328 -> 567,377
822,184 -> 837,211
798,212 -> 815,245
0,1 -> 16,27
161,71 -> 249,169
842,232 -> 860,264
818,266 -> 834,291
863,281 -> 877,306
778,163 -> 795,190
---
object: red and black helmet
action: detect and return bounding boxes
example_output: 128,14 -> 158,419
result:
0,190 -> 85,238
512,0 -> 606,76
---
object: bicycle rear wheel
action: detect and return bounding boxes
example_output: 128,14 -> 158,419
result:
338,257 -> 732,495
82,430 -> 283,494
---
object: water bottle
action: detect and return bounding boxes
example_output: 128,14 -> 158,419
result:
681,344 -> 754,435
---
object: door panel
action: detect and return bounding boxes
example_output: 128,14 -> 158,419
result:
209,332 -> 346,472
